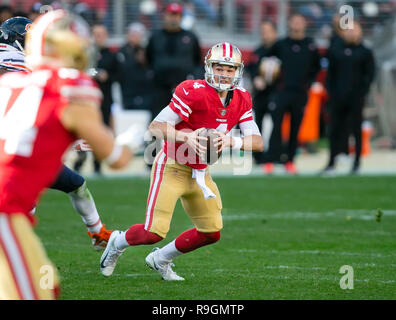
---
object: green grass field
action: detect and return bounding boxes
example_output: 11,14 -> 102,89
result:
35,175 -> 396,300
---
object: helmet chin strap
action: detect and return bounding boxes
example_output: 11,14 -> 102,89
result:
15,40 -> 24,52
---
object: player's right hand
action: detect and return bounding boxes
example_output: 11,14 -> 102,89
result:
184,128 -> 207,159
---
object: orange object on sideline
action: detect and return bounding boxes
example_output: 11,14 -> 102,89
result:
361,121 -> 373,156
281,112 -> 291,141
281,83 -> 325,143
350,121 -> 373,156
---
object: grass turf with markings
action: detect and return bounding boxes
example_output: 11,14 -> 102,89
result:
35,176 -> 396,299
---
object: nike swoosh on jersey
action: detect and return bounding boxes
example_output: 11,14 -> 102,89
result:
182,87 -> 189,95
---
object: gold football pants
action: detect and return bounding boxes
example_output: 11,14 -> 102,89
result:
0,213 -> 60,300
144,150 -> 223,238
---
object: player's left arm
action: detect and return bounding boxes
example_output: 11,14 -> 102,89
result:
237,120 -> 264,152
215,94 -> 264,152
215,119 -> 263,152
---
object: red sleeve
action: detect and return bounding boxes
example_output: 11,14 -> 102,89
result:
57,69 -> 102,106
54,68 -> 102,121
168,81 -> 194,123
238,89 -> 254,124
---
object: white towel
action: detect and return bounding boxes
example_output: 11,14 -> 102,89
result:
192,169 -> 216,200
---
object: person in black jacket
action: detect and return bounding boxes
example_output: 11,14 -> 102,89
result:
322,21 -> 375,175
146,2 -> 202,119
117,22 -> 154,111
247,20 -> 278,166
324,13 -> 349,158
74,23 -> 119,175
262,14 -> 321,174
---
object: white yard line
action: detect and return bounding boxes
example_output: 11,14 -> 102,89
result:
222,209 -> 396,221
265,249 -> 396,258
230,248 -> 396,258
213,269 -> 395,284
125,273 -> 158,277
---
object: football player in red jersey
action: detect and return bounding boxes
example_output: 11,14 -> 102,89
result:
100,42 -> 264,280
0,16 -> 114,251
0,10 -> 134,299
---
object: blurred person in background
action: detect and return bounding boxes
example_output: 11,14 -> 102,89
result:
28,2 -> 42,21
145,1 -> 202,166
262,14 -> 321,174
247,20 -> 278,166
322,21 -> 375,175
146,1 -> 202,120
72,0 -> 108,25
117,22 -> 154,111
74,23 -> 119,175
190,0 -> 218,24
329,13 -> 343,50
0,5 -> 13,24
322,13 -> 349,161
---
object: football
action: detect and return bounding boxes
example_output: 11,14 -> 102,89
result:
198,128 -> 222,165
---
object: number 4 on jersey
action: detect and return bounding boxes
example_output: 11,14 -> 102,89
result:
0,85 -> 43,157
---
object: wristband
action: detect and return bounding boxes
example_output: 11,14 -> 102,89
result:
104,143 -> 123,166
232,137 -> 243,150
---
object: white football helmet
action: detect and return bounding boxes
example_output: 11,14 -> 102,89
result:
25,9 -> 92,71
204,42 -> 244,91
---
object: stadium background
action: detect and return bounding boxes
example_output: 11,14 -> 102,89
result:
2,0 -> 396,301
3,0 -> 396,176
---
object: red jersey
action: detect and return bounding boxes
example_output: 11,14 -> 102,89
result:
0,66 -> 102,221
166,79 -> 254,169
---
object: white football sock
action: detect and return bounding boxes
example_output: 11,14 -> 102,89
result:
158,240 -> 183,262
114,231 -> 129,250
68,182 -> 102,233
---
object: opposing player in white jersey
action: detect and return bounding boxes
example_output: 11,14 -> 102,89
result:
0,16 -> 113,250
0,17 -> 30,73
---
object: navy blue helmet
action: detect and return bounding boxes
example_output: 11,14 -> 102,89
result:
0,16 -> 32,51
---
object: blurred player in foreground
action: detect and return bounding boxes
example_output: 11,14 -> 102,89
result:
100,42 -> 264,280
0,16 -> 113,250
0,10 -> 134,299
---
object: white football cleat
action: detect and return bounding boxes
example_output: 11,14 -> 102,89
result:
145,248 -> 185,281
100,231 -> 125,277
